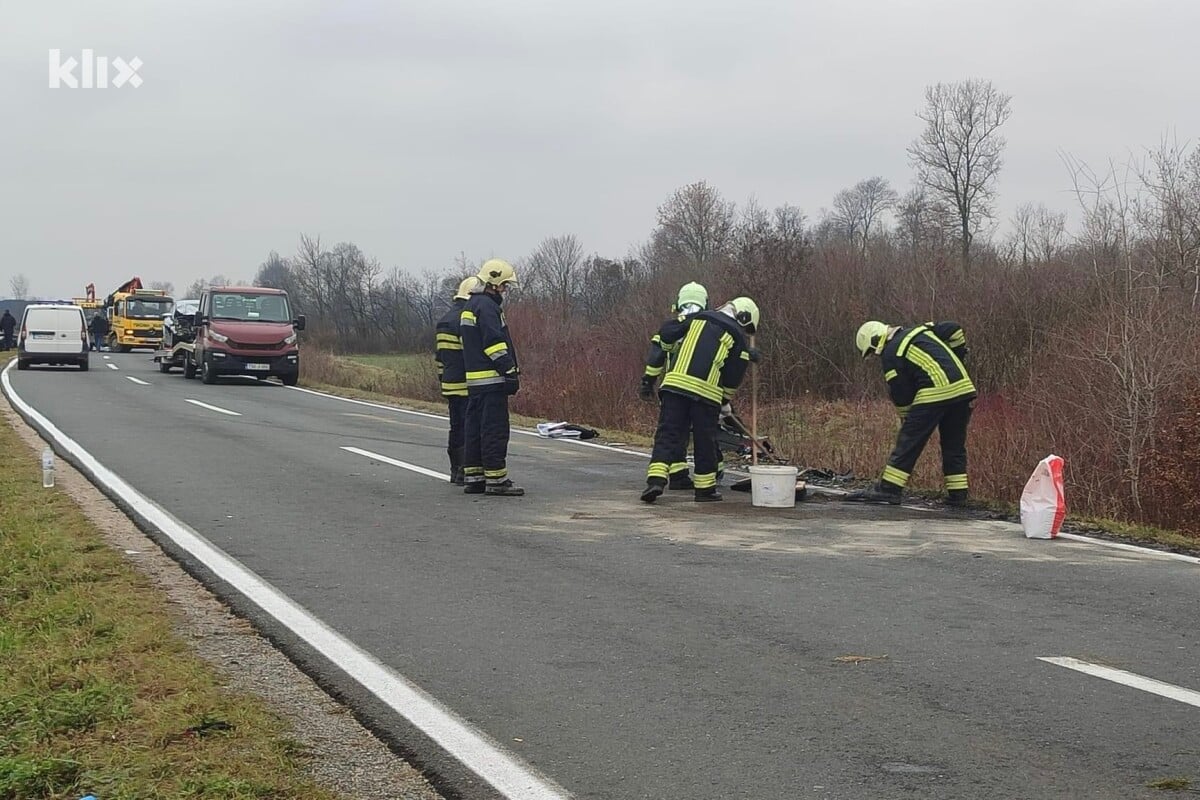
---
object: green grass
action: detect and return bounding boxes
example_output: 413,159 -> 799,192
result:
344,353 -> 429,373
0,422 -> 340,800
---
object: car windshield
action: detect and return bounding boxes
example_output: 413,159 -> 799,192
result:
125,298 -> 173,319
211,293 -> 291,322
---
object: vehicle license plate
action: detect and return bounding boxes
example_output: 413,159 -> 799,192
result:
246,363 -> 270,371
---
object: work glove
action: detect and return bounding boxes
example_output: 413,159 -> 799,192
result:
638,377 -> 657,402
504,372 -> 520,396
720,402 -> 734,422
746,347 -> 761,363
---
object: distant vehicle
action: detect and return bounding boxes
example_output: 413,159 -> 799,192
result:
16,304 -> 89,371
187,287 -> 305,385
104,277 -> 174,352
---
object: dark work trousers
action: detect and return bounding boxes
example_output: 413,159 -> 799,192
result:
445,395 -> 468,473
463,391 -> 511,484
653,395 -> 724,483
881,399 -> 973,491
647,391 -> 720,490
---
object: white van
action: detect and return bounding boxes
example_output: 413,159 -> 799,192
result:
17,304 -> 89,371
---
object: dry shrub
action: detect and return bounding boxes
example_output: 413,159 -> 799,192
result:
1143,386 -> 1200,534
301,348 -> 441,403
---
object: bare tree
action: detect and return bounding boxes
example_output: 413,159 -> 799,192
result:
527,234 -> 585,320
1134,136 -> 1200,305
9,273 -> 29,300
908,79 -> 1013,272
831,177 -> 898,256
650,180 -> 735,271
148,280 -> 175,295
1008,203 -> 1066,268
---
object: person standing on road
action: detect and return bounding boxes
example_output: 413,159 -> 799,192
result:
0,310 -> 15,350
435,276 -> 481,485
641,297 -> 760,504
639,281 -> 713,490
460,259 -> 524,497
847,320 -> 975,506
88,310 -> 110,352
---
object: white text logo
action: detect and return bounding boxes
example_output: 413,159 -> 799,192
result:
49,49 -> 143,89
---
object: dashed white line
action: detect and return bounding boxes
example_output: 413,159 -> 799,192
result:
0,361 -> 571,800
1039,657 -> 1200,709
102,355 -> 111,360
126,376 -> 151,386
106,363 -> 119,371
342,446 -> 450,481
184,398 -> 241,417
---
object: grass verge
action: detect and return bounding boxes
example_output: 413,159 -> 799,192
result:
0,421 -> 340,800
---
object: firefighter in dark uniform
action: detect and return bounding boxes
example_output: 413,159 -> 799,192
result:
435,276 -> 480,485
639,281 -> 710,489
849,320 -> 975,506
641,297 -> 760,504
460,259 -> 524,496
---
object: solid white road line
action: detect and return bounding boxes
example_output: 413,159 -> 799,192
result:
1039,657 -> 1200,709
342,446 -> 451,481
1,361 -> 572,800
106,363 -> 119,371
102,355 -> 110,360
1057,533 -> 1200,565
184,398 -> 242,417
126,376 -> 151,386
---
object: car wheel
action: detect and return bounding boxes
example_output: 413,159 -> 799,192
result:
201,356 -> 218,385
282,372 -> 299,386
17,359 -> 29,371
183,352 -> 197,379
79,358 -> 89,372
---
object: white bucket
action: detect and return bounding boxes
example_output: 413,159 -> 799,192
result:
748,465 -> 799,508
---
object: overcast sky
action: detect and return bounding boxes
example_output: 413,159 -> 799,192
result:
3,0 -> 1198,300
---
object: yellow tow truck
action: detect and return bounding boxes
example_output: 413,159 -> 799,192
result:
104,277 -> 174,352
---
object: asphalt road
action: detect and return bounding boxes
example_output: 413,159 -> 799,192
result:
6,352 -> 1199,799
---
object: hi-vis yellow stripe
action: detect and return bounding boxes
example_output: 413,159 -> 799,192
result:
882,465 -> 910,487
484,342 -> 508,357
884,369 -> 898,382
945,473 -> 969,490
460,310 -> 477,325
436,333 -> 460,344
467,369 -> 500,380
662,373 -> 723,403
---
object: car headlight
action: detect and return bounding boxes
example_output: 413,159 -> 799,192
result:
208,330 -> 229,343
124,329 -> 133,336
284,333 -> 297,345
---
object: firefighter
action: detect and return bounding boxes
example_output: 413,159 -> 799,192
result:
639,281 -> 710,489
641,297 -> 760,503
435,276 -> 481,485
848,320 -> 975,506
460,259 -> 524,497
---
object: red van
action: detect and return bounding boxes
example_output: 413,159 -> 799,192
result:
188,287 -> 305,385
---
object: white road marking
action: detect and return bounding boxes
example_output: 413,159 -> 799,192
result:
288,384 -> 649,457
126,376 -> 151,386
106,363 -> 119,371
1057,533 -> 1200,565
184,398 -> 241,417
1039,657 -> 1200,709
102,355 -> 111,360
342,446 -> 450,481
1,361 -> 572,800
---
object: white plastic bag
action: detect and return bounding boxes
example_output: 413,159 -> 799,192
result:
1020,455 -> 1066,539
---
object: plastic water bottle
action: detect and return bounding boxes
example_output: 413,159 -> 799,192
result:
42,447 -> 55,488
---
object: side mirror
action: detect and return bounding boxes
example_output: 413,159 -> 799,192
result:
193,313 -> 206,326
294,315 -> 306,331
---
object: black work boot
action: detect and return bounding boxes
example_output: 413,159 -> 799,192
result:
946,489 -> 970,507
486,479 -> 525,497
694,488 -> 723,502
845,482 -> 902,505
640,479 -> 667,503
667,474 -> 694,490
463,479 -> 485,494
